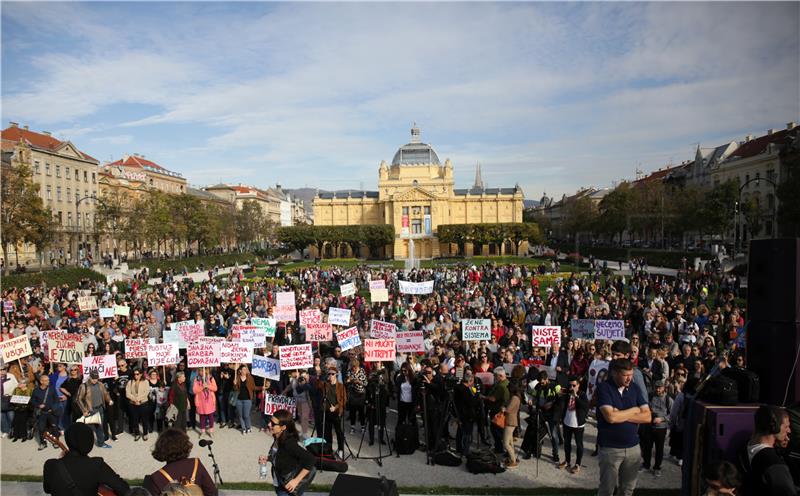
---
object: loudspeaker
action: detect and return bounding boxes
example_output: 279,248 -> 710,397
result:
329,474 -> 399,496
746,321 -> 800,405
748,238 -> 800,323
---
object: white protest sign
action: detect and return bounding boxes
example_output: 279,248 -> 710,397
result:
147,342 -> 181,366
398,280 -> 434,295
340,282 -> 356,297
47,337 -> 84,364
336,326 -> 361,352
370,288 -> 389,303
570,319 -> 596,340
264,394 -> 296,416
10,395 -> 30,404
370,320 -> 396,339
530,326 -> 561,348
588,359 -> 610,398
162,330 -> 186,349
251,355 -> 281,380
114,305 -> 130,317
170,320 -> 194,331
98,308 -> 115,319
178,323 -> 204,344
328,307 -> 351,327
396,330 -> 424,353
279,344 -> 313,371
364,339 -> 396,362
231,325 -> 258,344
221,342 -> 253,363
274,305 -> 296,322
276,291 -> 295,306
462,319 -> 491,341
188,340 -> 222,368
369,279 -> 385,290
306,322 -> 333,342
82,355 -> 118,380
1,335 -> 32,362
124,338 -> 154,360
77,296 -> 98,311
595,320 -> 626,341
299,310 -> 322,326
251,317 -> 276,338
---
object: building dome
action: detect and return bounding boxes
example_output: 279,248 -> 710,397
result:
391,124 -> 440,166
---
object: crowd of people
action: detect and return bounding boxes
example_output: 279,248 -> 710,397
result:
0,257 -> 795,495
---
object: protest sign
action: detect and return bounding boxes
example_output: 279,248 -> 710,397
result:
188,340 -> 222,368
530,326 -> 561,348
306,322 -> 333,342
276,291 -> 295,306
595,320 -> 626,341
570,319 -> 596,340
82,355 -> 118,380
178,324 -> 204,344
274,305 -> 296,322
1,335 -> 32,362
124,338 -> 155,360
299,310 -> 322,326
251,317 -> 277,338
47,336 -> 84,364
588,359 -> 610,398
264,394 -> 296,416
370,288 -> 389,303
396,330 -> 424,353
462,319 -> 491,341
369,320 -> 396,339
10,395 -> 30,405
364,339 -> 395,362
114,305 -> 130,317
231,325 -> 258,345
279,344 -> 313,371
170,320 -> 194,331
251,355 -> 281,380
336,326 -> 361,352
98,307 -> 115,319
2,300 -> 13,313
328,307 -> 351,327
162,330 -> 186,348
147,342 -> 180,366
221,342 -> 253,363
77,296 -> 98,311
398,280 -> 434,295
340,282 -> 356,297
369,279 -> 385,290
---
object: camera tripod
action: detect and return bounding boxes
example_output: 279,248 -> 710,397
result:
356,378 -> 393,466
421,382 -> 459,464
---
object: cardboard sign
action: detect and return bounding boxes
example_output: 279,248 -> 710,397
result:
3,300 -> 14,313
170,320 -> 194,331
462,319 -> 491,341
369,280 -> 385,290
77,296 -> 98,311
328,307 -> 351,327
364,339 -> 395,362
82,355 -> 118,380
264,394 -> 296,416
124,338 -> 154,360
10,395 -> 30,404
47,337 -> 84,364
299,310 -> 322,326
251,355 -> 281,380
279,344 -> 313,371
530,326 -> 561,348
274,305 -> 296,322
231,325 -> 258,344
188,340 -> 222,368
276,291 -> 295,306
398,280 -> 433,295
1,335 -> 32,362
99,307 -> 115,319
595,320 -> 626,341
251,317 -> 276,338
162,330 -> 186,349
114,305 -> 130,317
570,319 -> 596,340
147,342 -> 180,366
370,288 -> 389,303
221,342 -> 253,363
42,331 -> 80,362
336,326 -> 361,352
396,330 -> 424,353
340,282 -> 356,297
178,324 -> 204,344
370,320 -> 396,339
588,359 -> 610,398
306,322 -> 333,342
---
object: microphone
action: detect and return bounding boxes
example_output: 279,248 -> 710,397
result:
198,439 -> 213,447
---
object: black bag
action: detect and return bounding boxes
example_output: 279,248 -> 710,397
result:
466,449 -> 505,474
696,374 -> 738,406
433,448 -> 462,467
721,367 -> 760,403
314,454 -> 348,473
306,440 -> 334,457
394,423 -> 419,455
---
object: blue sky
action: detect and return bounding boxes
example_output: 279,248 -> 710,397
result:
2,2 -> 798,199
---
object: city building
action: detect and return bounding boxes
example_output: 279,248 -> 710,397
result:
104,154 -> 186,194
312,125 -> 525,259
204,183 -> 278,222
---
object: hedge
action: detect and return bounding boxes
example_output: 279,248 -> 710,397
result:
128,252 -> 258,274
2,267 -> 106,289
551,243 -> 710,269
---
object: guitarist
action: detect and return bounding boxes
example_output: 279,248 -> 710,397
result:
42,423 -> 129,496
269,409 -> 316,496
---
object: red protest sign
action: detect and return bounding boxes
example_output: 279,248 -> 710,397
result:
364,339 -> 395,362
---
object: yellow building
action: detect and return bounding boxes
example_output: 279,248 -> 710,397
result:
313,125 -> 525,259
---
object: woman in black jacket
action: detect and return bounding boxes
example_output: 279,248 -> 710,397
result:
560,376 -> 589,474
269,409 -> 316,496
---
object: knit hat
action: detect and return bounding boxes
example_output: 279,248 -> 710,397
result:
65,423 -> 94,455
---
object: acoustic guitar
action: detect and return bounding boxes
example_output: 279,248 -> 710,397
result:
42,431 -> 117,496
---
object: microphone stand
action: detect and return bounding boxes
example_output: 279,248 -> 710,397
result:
203,441 -> 224,487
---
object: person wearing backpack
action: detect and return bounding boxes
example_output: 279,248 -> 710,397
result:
143,428 -> 217,496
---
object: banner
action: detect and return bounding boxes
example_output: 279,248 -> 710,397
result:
530,326 -> 561,348
369,280 -> 385,290
328,307 -> 351,327
306,322 -> 333,342
364,339 -> 395,362
188,340 -> 222,368
124,338 -> 154,360
370,320 -> 396,339
276,291 -> 295,306
1,335 -> 32,362
336,326 -> 361,352
299,310 -> 322,326
77,296 -> 98,312
588,359 -> 610,398
98,307 -> 115,319
251,317 -> 277,338
398,280 -> 434,295
370,288 -> 389,303
47,337 -> 84,364
595,320 -> 626,341
462,319 -> 491,341
221,342 -> 253,363
570,319 -> 596,340
251,355 -> 281,380
82,355 -> 118,380
279,344 -> 313,371
147,342 -> 180,366
340,282 -> 356,297
396,330 -> 424,353
274,305 -> 296,322
264,394 -> 296,416
114,305 -> 130,317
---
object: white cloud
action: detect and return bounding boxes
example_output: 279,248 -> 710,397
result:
91,135 -> 133,145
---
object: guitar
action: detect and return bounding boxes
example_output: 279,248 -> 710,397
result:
42,431 -> 117,496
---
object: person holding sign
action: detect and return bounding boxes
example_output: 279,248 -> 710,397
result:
192,368 -> 218,438
233,365 -> 256,435
267,409 -> 316,496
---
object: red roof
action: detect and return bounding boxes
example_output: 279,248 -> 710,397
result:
107,154 -> 179,176
730,125 -> 798,160
0,126 -> 98,163
633,162 -> 687,185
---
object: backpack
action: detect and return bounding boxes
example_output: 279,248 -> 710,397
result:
394,422 -> 419,455
466,449 -> 506,474
157,458 -> 204,496
433,448 -> 462,467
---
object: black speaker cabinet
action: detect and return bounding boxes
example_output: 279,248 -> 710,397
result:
747,320 -> 800,405
329,474 -> 399,496
748,238 -> 800,323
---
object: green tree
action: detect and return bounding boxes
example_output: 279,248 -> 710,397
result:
1,162 -> 54,267
598,183 -> 633,244
562,196 -> 598,237
362,225 -> 394,258
235,200 -> 265,251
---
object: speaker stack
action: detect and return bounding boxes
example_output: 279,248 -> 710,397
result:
329,474 -> 399,496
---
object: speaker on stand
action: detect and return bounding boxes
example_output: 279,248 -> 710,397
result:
328,474 -> 399,496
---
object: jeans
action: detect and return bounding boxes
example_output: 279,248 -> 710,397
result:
52,400 -> 66,431
1,410 -> 14,434
598,446 -> 641,496
563,425 -> 584,466
216,394 -> 228,424
543,416 -> 562,460
490,423 -> 504,453
237,399 -> 252,431
89,410 -> 106,447
640,425 -> 667,470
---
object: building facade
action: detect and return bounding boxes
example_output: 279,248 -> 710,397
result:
312,126 -> 525,259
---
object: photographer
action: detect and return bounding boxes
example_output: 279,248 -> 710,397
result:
365,367 -> 390,446
530,370 -> 563,465
419,364 -> 445,451
482,367 -> 510,455
454,370 -> 480,456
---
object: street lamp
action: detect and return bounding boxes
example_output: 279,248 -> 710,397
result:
734,176 -> 777,255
